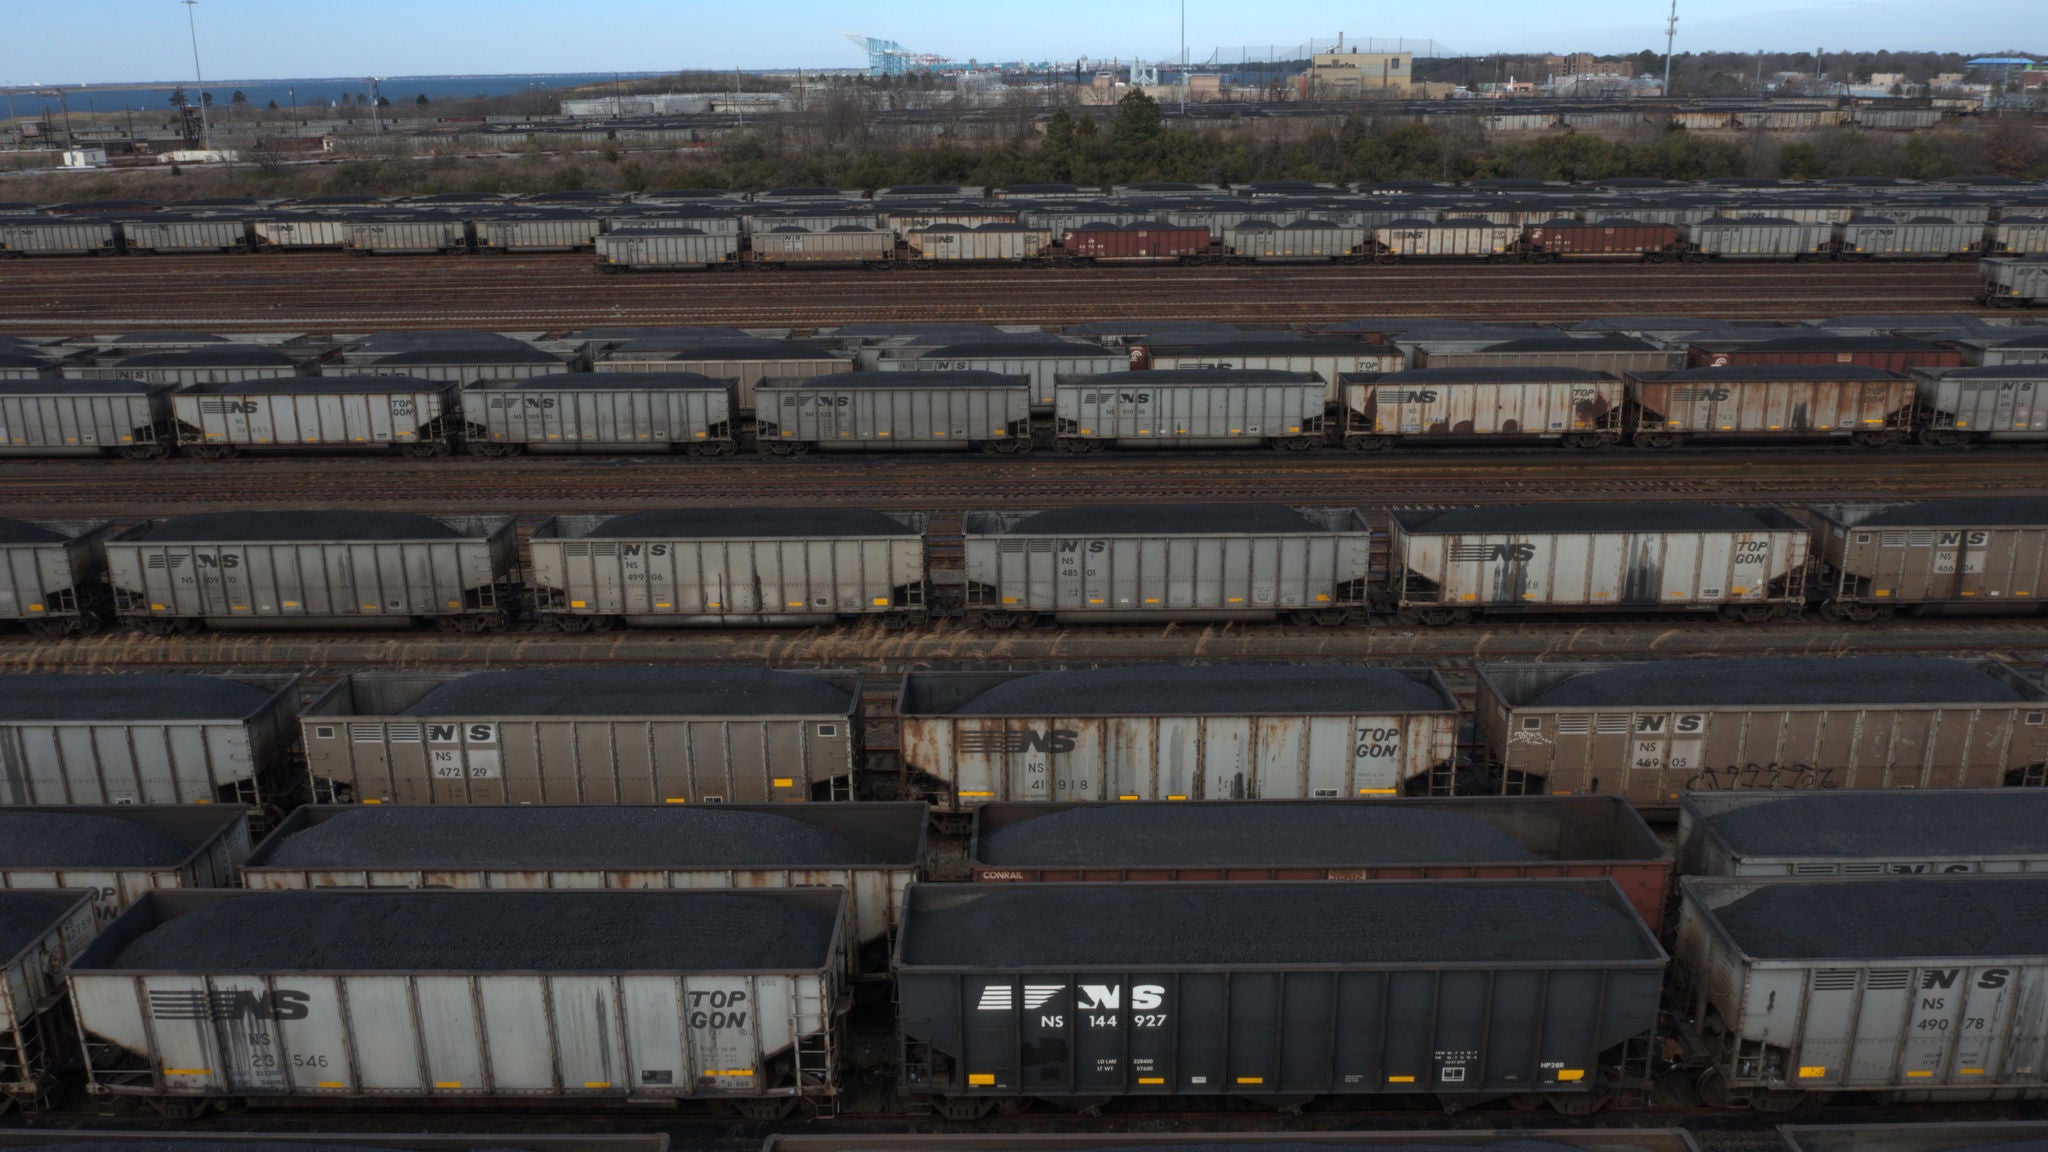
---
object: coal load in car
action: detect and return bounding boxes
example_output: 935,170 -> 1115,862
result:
242,802 -> 925,979
968,795 -> 1673,927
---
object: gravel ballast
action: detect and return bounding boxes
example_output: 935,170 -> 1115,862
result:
949,666 -> 1449,716
0,673 -> 276,722
0,811 -> 196,868
1409,503 -> 1772,535
138,511 -> 462,543
1855,497 -> 2048,528
0,892 -> 80,960
263,807 -> 878,869
979,804 -> 1543,867
1002,505 -> 1323,536
1705,791 -> 2048,858
6,1131 -> 544,1139
586,508 -> 913,539
0,519 -> 66,545
1055,1144 -> 1651,1152
401,667 -> 852,717
1711,878 -> 2048,959
105,891 -> 836,971
903,884 -> 1651,967
1523,657 -> 2024,709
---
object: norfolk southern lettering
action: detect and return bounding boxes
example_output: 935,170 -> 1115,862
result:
148,988 -> 311,1021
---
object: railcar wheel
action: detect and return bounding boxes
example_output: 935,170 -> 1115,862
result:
1696,1068 -> 1732,1109
1563,433 -> 1618,450
187,444 -> 236,460
552,616 -> 594,634
1344,435 -> 1393,452
467,442 -> 522,458
1634,431 -> 1684,449
401,440 -> 453,459
118,442 -> 170,460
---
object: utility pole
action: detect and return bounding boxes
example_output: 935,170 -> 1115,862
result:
1179,0 -> 1187,113
288,86 -> 296,123
369,78 -> 382,134
1662,0 -> 1678,97
183,0 -> 212,151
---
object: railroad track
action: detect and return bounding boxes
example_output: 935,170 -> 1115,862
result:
0,255 -> 1988,329
6,1083 -> 2045,1151
7,616 -> 2043,676
0,449 -> 2040,516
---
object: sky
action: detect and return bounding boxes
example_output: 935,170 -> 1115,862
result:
4,0 -> 2035,85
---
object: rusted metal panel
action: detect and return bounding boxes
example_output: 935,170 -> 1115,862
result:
1372,220 -> 1519,258
1474,660 -> 2048,806
1417,347 -> 1682,374
1060,225 -> 1211,262
1685,342 -> 1964,373
1523,222 -> 1683,259
1810,502 -> 2048,609
1390,508 -> 1812,615
1343,369 -> 1623,444
1628,368 -> 1918,441
898,668 -> 1461,809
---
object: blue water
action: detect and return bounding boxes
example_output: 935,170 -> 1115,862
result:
4,73 -> 674,116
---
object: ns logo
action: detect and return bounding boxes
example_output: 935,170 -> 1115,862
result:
1449,543 -> 1538,563
149,989 -> 311,1022
960,729 -> 1079,755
